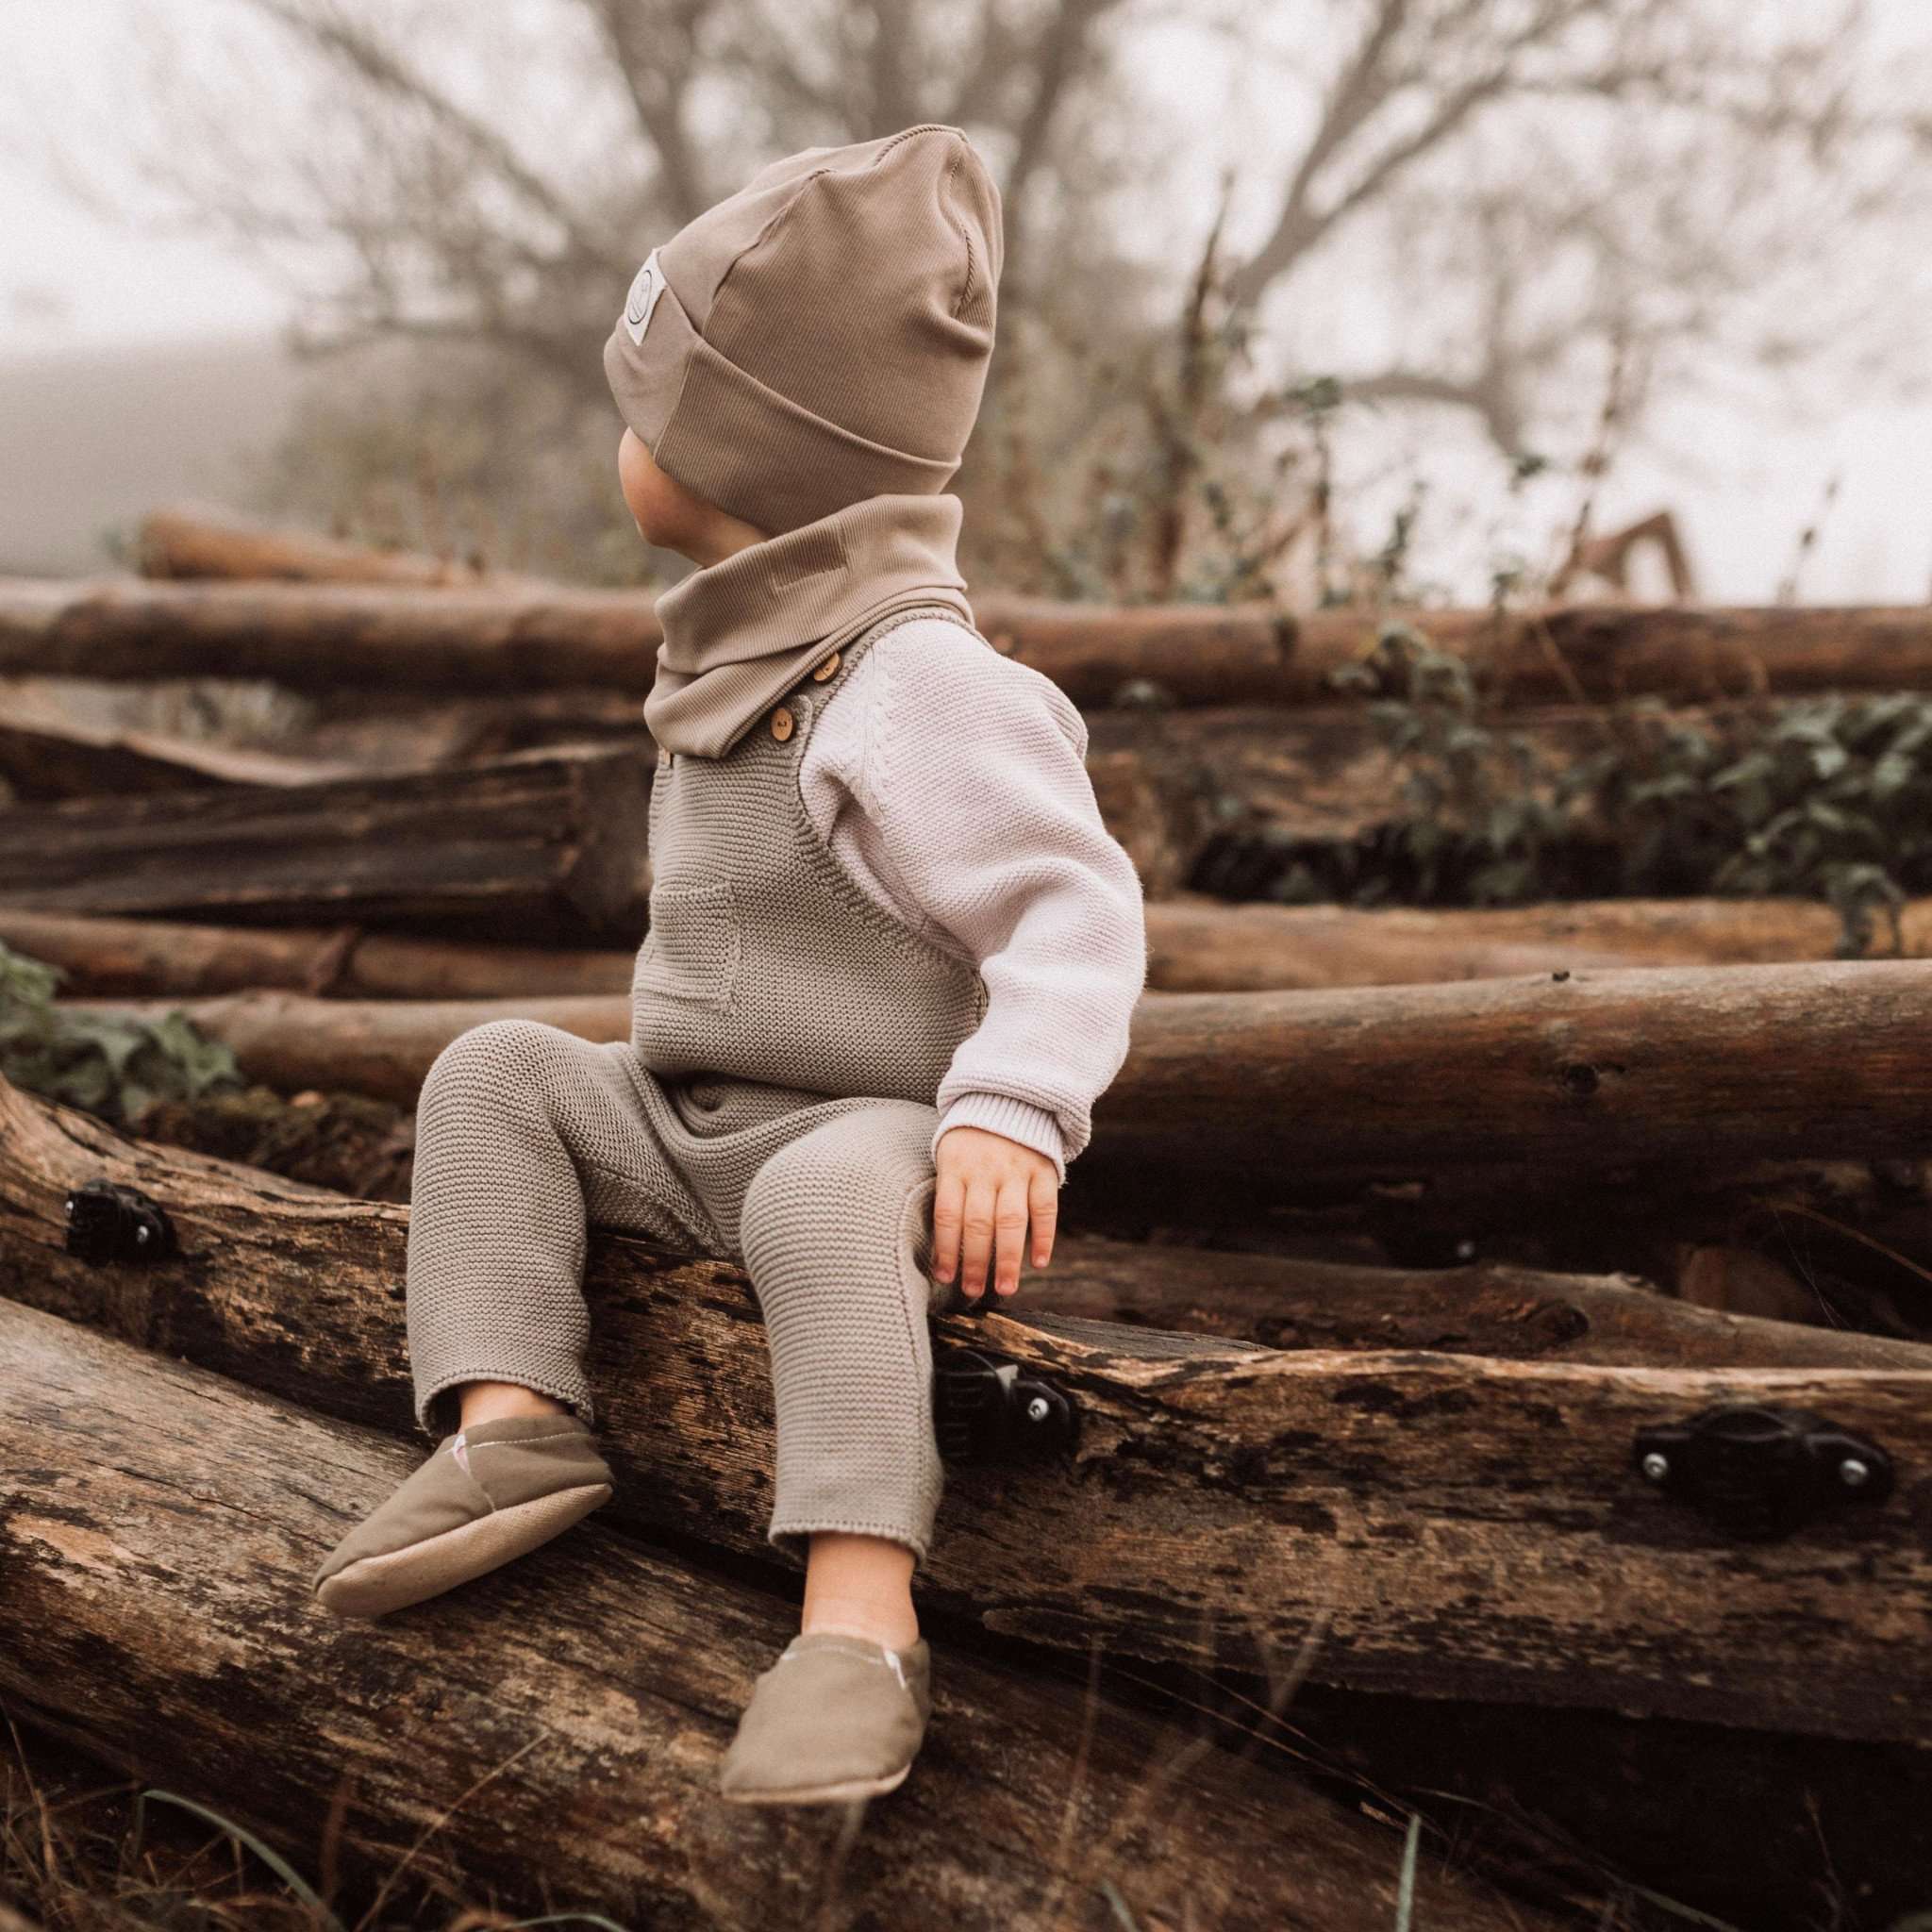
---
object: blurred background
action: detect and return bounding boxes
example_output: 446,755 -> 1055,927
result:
5,0 -> 1929,606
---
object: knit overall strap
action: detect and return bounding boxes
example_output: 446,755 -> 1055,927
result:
632,602 -> 990,1102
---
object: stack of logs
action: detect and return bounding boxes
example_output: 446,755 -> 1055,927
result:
7,510 -> 1932,1929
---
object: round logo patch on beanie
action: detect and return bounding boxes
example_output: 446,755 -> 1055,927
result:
624,248 -> 667,345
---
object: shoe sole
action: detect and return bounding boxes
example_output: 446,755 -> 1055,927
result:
720,1761 -> 912,1806
313,1482 -> 612,1619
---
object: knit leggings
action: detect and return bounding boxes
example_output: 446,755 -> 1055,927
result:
405,1018 -> 950,1566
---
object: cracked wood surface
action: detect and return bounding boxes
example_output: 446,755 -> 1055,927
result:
0,745 -> 653,941
5,1074 -> 1932,1741
1,1300 -> 1551,1932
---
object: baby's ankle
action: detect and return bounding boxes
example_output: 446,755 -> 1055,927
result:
457,1380 -> 570,1429
800,1598 -> 920,1653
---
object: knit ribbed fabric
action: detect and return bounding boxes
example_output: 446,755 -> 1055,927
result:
642,492 -> 971,758
633,604 -> 989,1100
406,1022 -> 952,1563
408,601 -> 1045,1567
604,125 -> 1001,537
795,616 -> 1147,1179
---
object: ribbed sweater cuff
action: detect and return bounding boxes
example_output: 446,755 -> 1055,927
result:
933,1093 -> 1068,1183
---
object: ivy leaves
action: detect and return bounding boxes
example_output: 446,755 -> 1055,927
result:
0,941 -> 245,1126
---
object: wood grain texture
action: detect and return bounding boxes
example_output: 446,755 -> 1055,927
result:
0,577 -> 662,692
6,1073 -> 1931,1740
0,907 -> 636,1001
11,893 -> 1928,1010
0,746 -> 653,941
1032,1234 -> 1932,1371
9,570 -> 1932,708
63,958 -> 1932,1173
1141,891 -> 1932,991
0,708 -> 360,801
138,504 -> 550,591
1104,958 -> 1932,1171
0,1299 -> 1541,1932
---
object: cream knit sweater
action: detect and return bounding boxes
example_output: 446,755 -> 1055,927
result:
794,615 -> 1147,1181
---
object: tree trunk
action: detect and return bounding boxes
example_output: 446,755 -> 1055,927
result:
1142,891 -> 1932,990
0,907 -> 637,1000
0,708 -> 360,802
1030,1232 -> 1932,1370
7,1072 -> 1931,1740
0,746 -> 653,941
0,1297 -> 1538,1932
1105,958 -> 1932,1172
11,893 -> 1927,1012
10,571 -> 1932,707
0,577 -> 663,693
138,503 -> 549,591
62,959 -> 1932,1173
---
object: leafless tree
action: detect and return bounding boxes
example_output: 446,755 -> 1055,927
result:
42,0 -> 1929,591
103,0 -> 1134,402
1220,0 -> 1929,455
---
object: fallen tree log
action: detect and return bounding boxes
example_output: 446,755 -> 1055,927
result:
13,891 -> 1929,1013
0,577 -> 662,693
0,907 -> 635,1000
1143,892 -> 1932,991
11,571 -> 1932,708
137,503 -> 548,591
1032,1233 -> 1932,1370
0,1301 -> 1525,1932
997,599 -> 1932,708
0,746 -> 653,941
0,708 -> 359,801
62,959 -> 1932,1172
50,990 -> 629,1100
8,1073 -> 1932,1740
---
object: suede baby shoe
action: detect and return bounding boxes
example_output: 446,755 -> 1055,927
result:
718,1631 -> 933,1805
312,1411 -> 613,1619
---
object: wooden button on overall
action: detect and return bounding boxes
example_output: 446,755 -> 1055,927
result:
811,651 -> 841,682
770,705 -> 795,741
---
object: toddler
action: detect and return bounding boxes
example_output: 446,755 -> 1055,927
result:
312,124 -> 1147,1806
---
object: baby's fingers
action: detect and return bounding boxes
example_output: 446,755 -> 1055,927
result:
931,1170 -> 965,1285
1028,1169 -> 1058,1270
993,1178 -> 1029,1297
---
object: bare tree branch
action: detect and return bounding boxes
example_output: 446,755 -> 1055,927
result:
576,0 -> 718,225
239,0 -> 625,275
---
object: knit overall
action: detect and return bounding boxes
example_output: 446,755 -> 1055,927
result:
405,604 -> 989,1566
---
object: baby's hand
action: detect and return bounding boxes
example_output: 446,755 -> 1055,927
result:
931,1125 -> 1058,1303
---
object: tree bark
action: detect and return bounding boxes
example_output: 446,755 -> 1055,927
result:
0,746 -> 653,941
12,892 -> 1927,1012
0,907 -> 637,1001
138,503 -> 548,591
0,1297 -> 1540,1932
0,708 -> 360,802
11,571 -> 1932,708
61,959 -> 1932,1173
1141,892 -> 1932,991
1105,958 -> 1932,1172
7,1072 -> 1932,1740
1030,1232 -> 1932,1371
0,577 -> 663,694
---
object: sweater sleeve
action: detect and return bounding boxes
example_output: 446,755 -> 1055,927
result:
852,619 -> 1147,1183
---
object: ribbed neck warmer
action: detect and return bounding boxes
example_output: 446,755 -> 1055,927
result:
644,492 -> 974,758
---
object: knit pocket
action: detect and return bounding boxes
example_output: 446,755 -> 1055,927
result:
634,878 -> 741,1008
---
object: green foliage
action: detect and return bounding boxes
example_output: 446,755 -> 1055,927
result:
0,940 -> 246,1126
1201,623 -> 1932,957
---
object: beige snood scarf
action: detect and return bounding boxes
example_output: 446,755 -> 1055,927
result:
643,492 -> 974,758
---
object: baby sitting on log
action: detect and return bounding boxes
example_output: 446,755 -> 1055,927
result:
311,125 -> 1146,1807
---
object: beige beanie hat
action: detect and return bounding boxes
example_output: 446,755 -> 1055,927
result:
604,124 -> 1003,537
